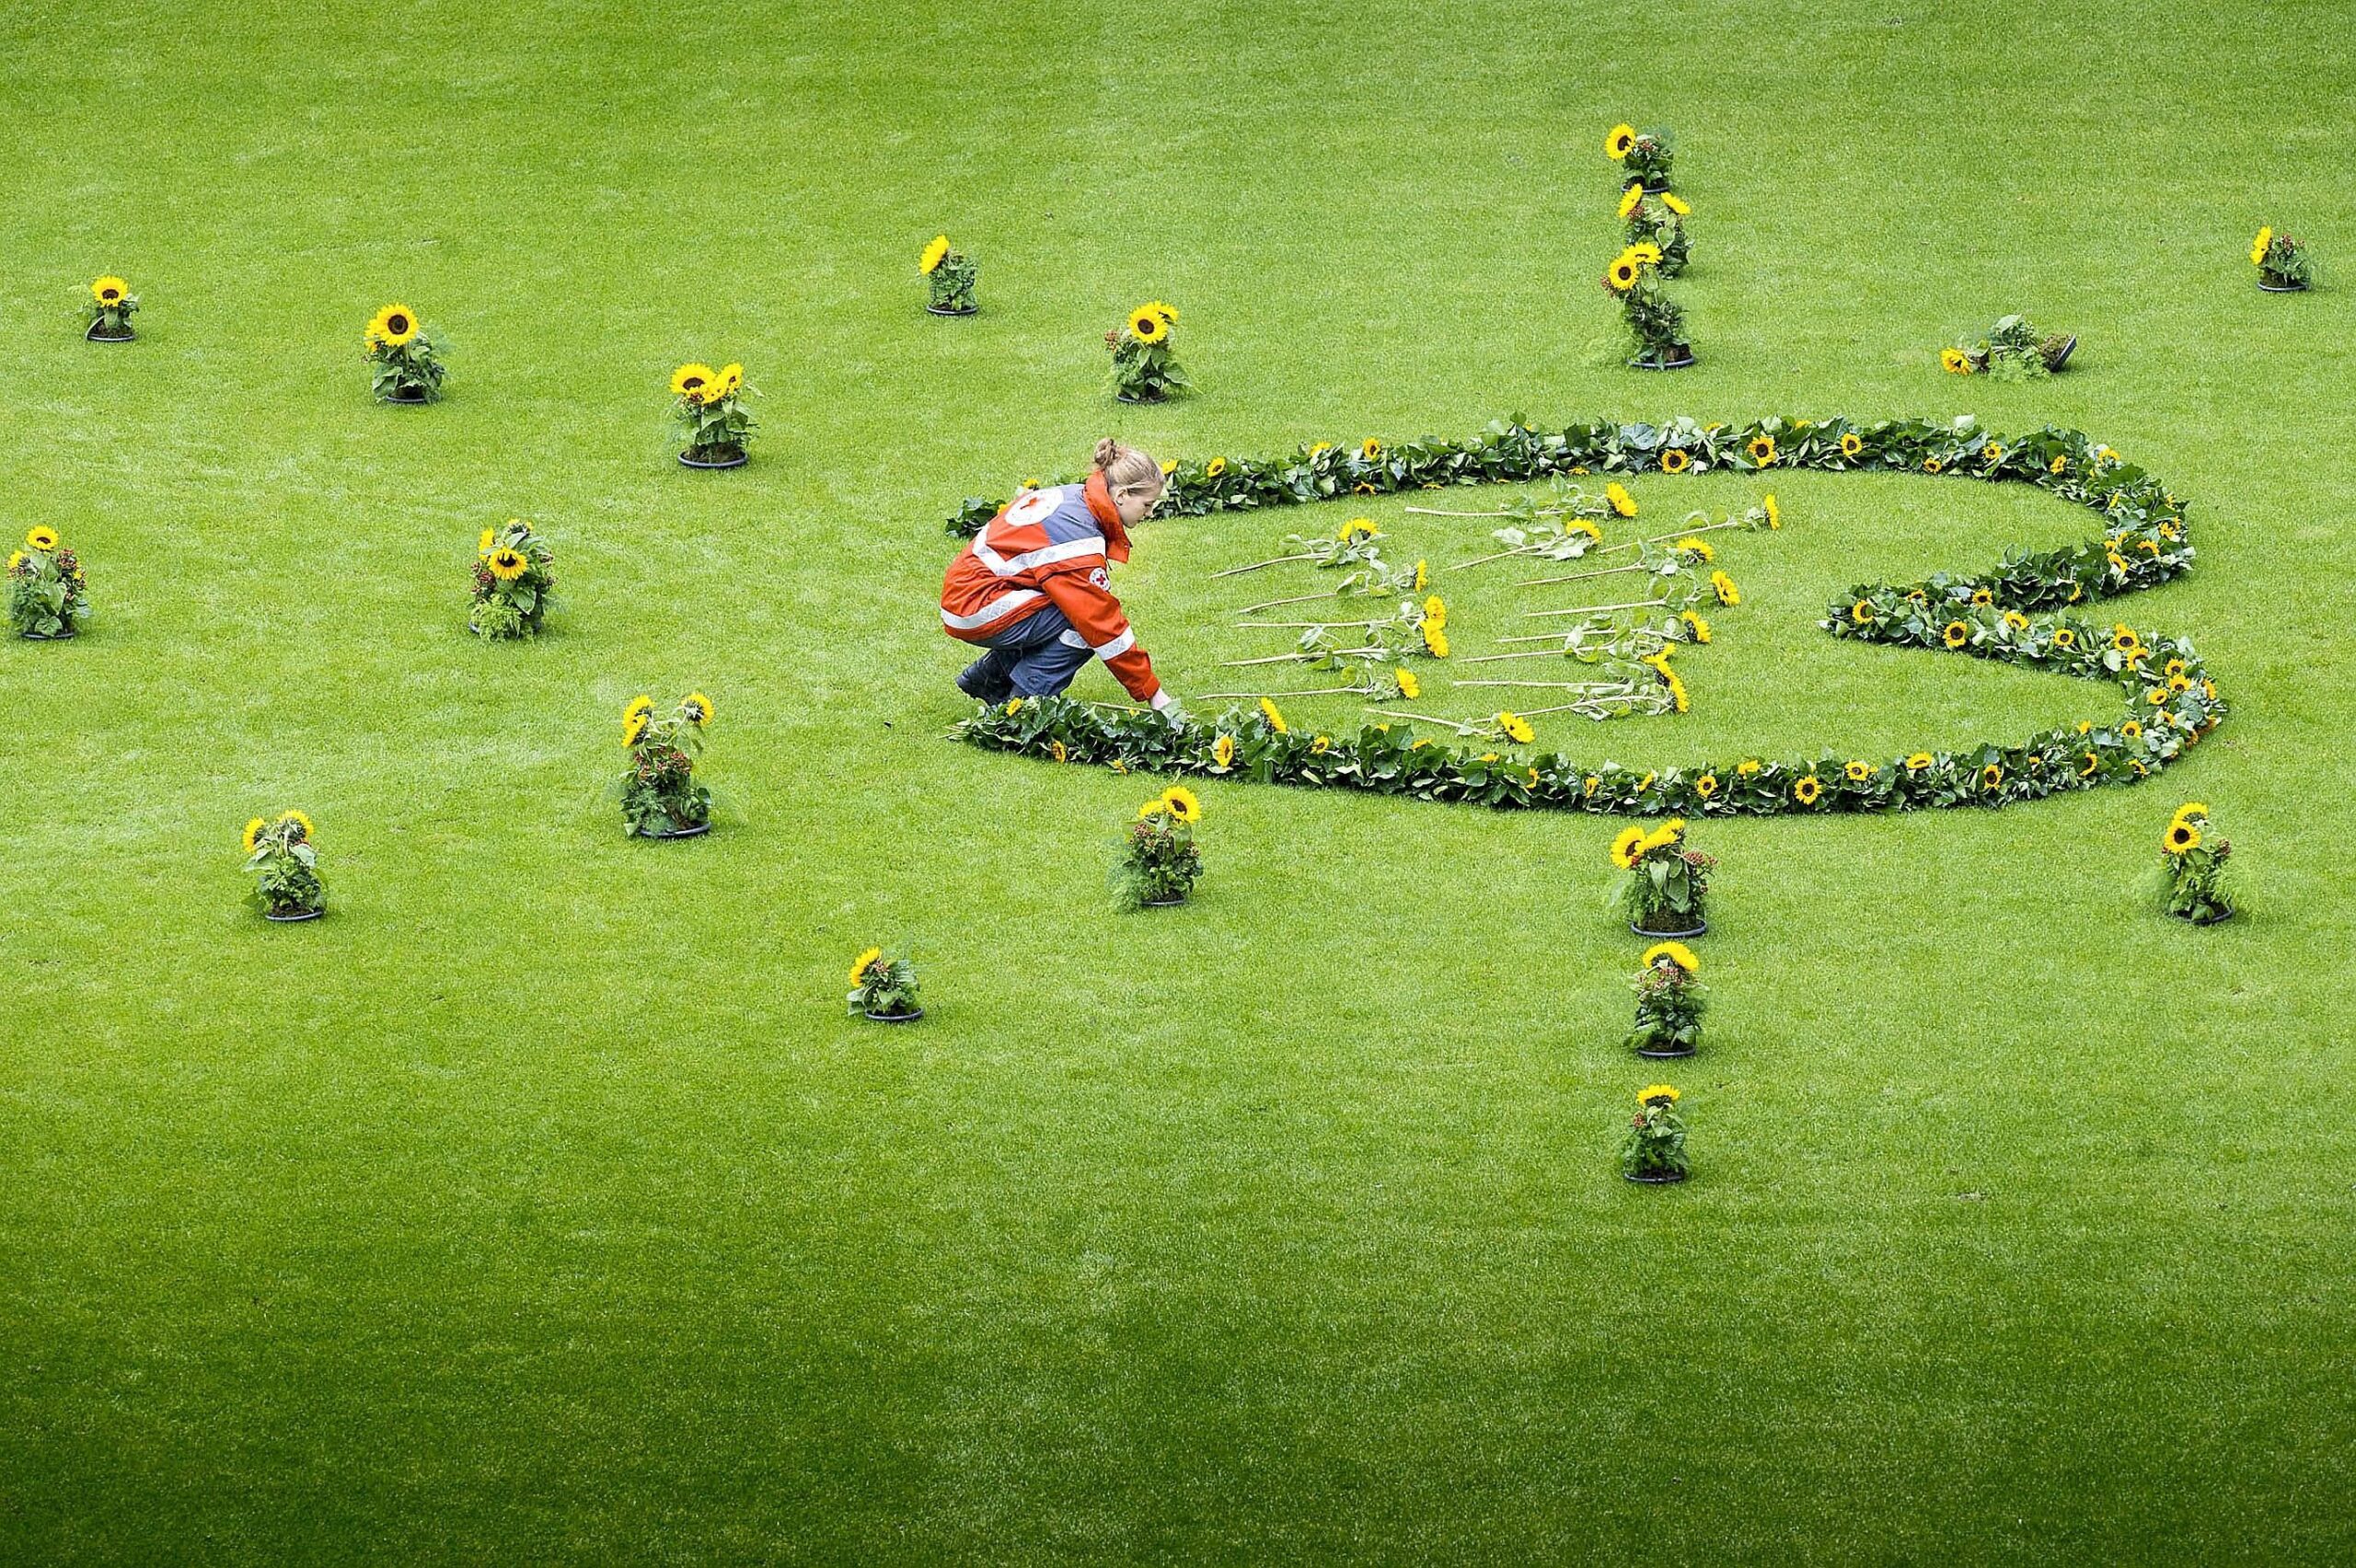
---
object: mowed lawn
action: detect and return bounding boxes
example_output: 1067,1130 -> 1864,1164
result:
4,0 -> 2354,1560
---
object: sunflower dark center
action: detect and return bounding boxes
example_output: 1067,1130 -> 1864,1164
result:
387,315 -> 409,332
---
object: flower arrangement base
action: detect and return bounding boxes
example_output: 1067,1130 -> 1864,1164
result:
1635,1043 -> 1697,1060
678,446 -> 749,469
1628,346 -> 1696,370
377,386 -> 431,405
1631,918 -> 1706,939
2258,278 -> 2309,293
636,820 -> 712,840
20,627 -> 76,640
85,321 -> 135,342
924,303 -> 978,317
1624,1170 -> 1687,1184
1114,390 -> 1167,405
864,1006 -> 925,1023
264,907 -> 325,923
1142,894 -> 1188,908
2046,335 -> 2078,371
2185,907 -> 2236,927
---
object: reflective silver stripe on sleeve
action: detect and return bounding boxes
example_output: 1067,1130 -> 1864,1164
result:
1092,628 -> 1136,660
941,588 -> 1043,629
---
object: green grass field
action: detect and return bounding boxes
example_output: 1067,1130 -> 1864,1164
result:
6,0 -> 2354,1559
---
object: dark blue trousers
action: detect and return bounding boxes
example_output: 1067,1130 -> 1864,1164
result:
955,605 -> 1095,702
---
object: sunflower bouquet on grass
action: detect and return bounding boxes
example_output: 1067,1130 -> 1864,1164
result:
1605,122 -> 1674,192
1627,941 -> 1704,1058
671,362 -> 756,467
1621,1084 -> 1689,1182
1618,185 -> 1690,276
8,526 -> 89,640
242,811 -> 323,920
2155,802 -> 2235,923
1107,301 -> 1187,403
468,518 -> 557,640
2251,226 -> 2312,291
919,235 -> 978,313
85,275 -> 139,340
848,947 -> 923,1020
364,303 -> 446,402
1116,787 -> 1203,909
618,691 -> 716,837
1608,817 -> 1713,936
1942,313 -> 2074,381
1604,244 -> 1690,369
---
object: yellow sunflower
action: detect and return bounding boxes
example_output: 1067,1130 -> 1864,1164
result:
1840,432 -> 1863,457
1710,571 -> 1739,606
1497,711 -> 1534,744
670,363 -> 717,401
1660,448 -> 1690,473
1982,444 -> 2004,463
1638,1084 -> 1680,1104
1906,752 -> 1934,771
92,275 -> 129,305
1852,600 -> 1875,624
1794,775 -> 1821,805
2004,611 -> 2028,630
1738,759 -> 1761,777
2250,227 -> 2272,265
710,363 -> 745,398
1606,124 -> 1637,160
1763,494 -> 1781,529
1618,183 -> 1645,219
1206,456 -> 1228,478
1127,307 -> 1167,343
1660,191 -> 1690,216
27,525 -> 60,551
1746,435 -> 1777,466
1414,559 -> 1429,591
1421,622 -> 1450,658
685,691 -> 714,727
367,304 -> 420,346
1142,300 -> 1178,325
2050,455 -> 2068,475
1606,481 -> 1638,517
2165,821 -> 2200,854
1943,621 -> 1969,649
1260,698 -> 1288,733
241,817 -> 266,853
277,809 -> 313,841
1680,610 -> 1710,642
1924,456 -> 1946,474
1610,825 -> 1647,869
849,947 -> 883,986
1674,536 -> 1713,561
1981,765 -> 2004,790
2053,628 -> 2076,649
1424,594 -> 1447,628
1625,241 -> 1663,267
1844,760 -> 1872,783
1694,773 -> 1717,798
1605,255 -> 1640,291
487,547 -> 529,581
1338,516 -> 1379,542
1395,667 -> 1421,701
919,235 -> 951,274
478,526 -> 497,555
1940,348 -> 1972,375
1212,733 -> 1236,768
1642,941 -> 1699,974
1361,437 -> 1383,461
1161,786 -> 1201,823
623,694 -> 654,745
2081,752 -> 2101,777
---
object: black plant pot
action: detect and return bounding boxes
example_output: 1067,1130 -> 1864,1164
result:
2258,277 -> 2309,293
264,906 -> 325,923
1624,1169 -> 1688,1184
85,321 -> 135,342
865,1006 -> 925,1023
1142,894 -> 1189,908
1114,390 -> 1167,405
1635,1043 -> 1697,1059
2185,906 -> 2236,927
678,446 -> 749,469
20,627 -> 76,640
377,386 -> 432,405
637,820 -> 711,840
925,302 -> 978,317
2043,335 -> 2078,372
1625,181 -> 1672,196
1631,917 -> 1707,939
1629,345 -> 1696,371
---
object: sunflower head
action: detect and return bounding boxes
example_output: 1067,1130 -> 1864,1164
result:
26,525 -> 59,552
1638,1084 -> 1680,1105
1660,448 -> 1690,473
1710,571 -> 1739,607
623,694 -> 654,746
1338,516 -> 1379,543
1395,667 -> 1421,701
1606,124 -> 1638,160
1211,733 -> 1237,769
1259,698 -> 1288,734
2165,821 -> 2200,854
684,691 -> 714,727
1618,183 -> 1645,219
1126,306 -> 1168,343
1414,559 -> 1429,591
487,547 -> 529,581
1694,773 -> 1717,798
1794,775 -> 1821,805
1605,481 -> 1638,517
1159,786 -> 1201,824
1361,437 -> 1382,461
2251,226 -> 2272,265
849,947 -> 883,986
1643,941 -> 1699,976
1605,257 -> 1640,292
1674,536 -> 1713,562
1746,435 -> 1777,466
1924,456 -> 1945,474
670,363 -> 717,402
1841,432 -> 1863,457
1421,622 -> 1449,658
919,235 -> 951,274
710,363 -> 745,399
1679,610 -> 1710,643
1610,825 -> 1647,869
1660,191 -> 1690,216
241,817 -> 266,853
92,275 -> 128,305
1906,753 -> 1934,772
1852,600 -> 1875,624
1844,760 -> 1873,783
277,810 -> 313,843
1940,347 -> 1973,375
367,304 -> 419,346
1206,456 -> 1228,478
1981,765 -> 2004,790
1943,621 -> 1970,649
1497,711 -> 1533,744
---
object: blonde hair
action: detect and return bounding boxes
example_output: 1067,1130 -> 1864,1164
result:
1093,437 -> 1165,502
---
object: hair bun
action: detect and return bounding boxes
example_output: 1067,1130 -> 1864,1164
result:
1093,437 -> 1124,470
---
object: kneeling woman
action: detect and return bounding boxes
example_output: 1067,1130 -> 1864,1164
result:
941,438 -> 1182,719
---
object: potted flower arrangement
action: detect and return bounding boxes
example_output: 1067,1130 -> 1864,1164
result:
618,691 -> 716,837
8,526 -> 89,640
1605,122 -> 1674,192
2250,226 -> 2312,292
1107,302 -> 1187,403
670,362 -> 755,467
242,811 -> 324,921
1941,313 -> 2074,380
919,235 -> 978,315
1609,817 -> 1714,937
1604,244 -> 1691,369
364,303 -> 446,402
1621,1084 -> 1689,1183
468,519 -> 557,639
848,946 -> 923,1022
1618,186 -> 1690,276
1626,940 -> 1704,1058
1115,787 -> 1203,908
85,275 -> 139,341
2157,802 -> 2235,924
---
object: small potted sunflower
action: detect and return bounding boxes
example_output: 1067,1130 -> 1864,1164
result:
242,811 -> 325,921
1604,122 -> 1675,193
1621,1084 -> 1690,1183
919,235 -> 978,315
2250,226 -> 2313,293
468,518 -> 557,639
848,946 -> 924,1022
1626,941 -> 1704,1058
8,525 -> 90,640
1116,787 -> 1204,908
85,275 -> 139,341
364,303 -> 447,402
1941,313 -> 2074,380
671,362 -> 756,467
1107,302 -> 1187,403
618,691 -> 717,837
2156,802 -> 2235,924
1608,817 -> 1714,937
1605,244 -> 1691,369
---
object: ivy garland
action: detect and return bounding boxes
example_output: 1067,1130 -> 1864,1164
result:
954,415 -> 2223,817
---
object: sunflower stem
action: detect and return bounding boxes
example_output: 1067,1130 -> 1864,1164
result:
1375,709 -> 1486,735
1520,597 -> 1669,620
1446,543 -> 1546,571
1209,553 -> 1318,579
1516,560 -> 1651,588
1195,686 -> 1366,699
1235,588 -> 1360,614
